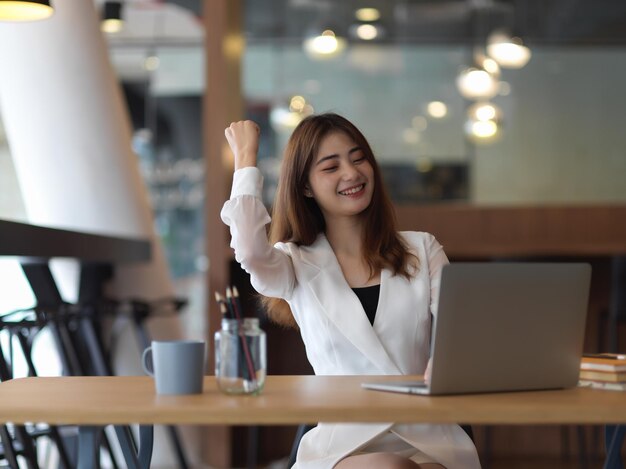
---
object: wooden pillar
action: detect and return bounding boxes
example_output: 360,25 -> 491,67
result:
203,0 -> 243,466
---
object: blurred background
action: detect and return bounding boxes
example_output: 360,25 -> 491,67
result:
1,0 -> 626,467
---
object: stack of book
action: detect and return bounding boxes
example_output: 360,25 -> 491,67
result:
579,353 -> 626,391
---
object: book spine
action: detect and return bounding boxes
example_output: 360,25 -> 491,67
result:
580,364 -> 626,372
578,380 -> 626,391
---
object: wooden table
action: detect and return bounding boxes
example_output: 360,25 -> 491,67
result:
1,375 -> 625,468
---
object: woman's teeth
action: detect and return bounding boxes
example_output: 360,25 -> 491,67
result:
339,184 -> 364,195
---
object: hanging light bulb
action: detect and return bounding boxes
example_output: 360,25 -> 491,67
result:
465,102 -> 502,142
426,101 -> 448,119
0,0 -> 53,21
354,8 -> 380,22
303,29 -> 346,60
101,0 -> 123,34
350,23 -> 383,41
467,119 -> 498,139
456,67 -> 499,100
467,102 -> 501,122
474,50 -> 500,78
487,30 -> 531,69
270,96 -> 315,133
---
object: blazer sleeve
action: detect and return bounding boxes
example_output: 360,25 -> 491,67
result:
426,233 -> 449,318
220,167 -> 296,300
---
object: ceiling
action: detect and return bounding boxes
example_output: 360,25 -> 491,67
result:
243,0 -> 626,46
103,0 -> 626,47
104,0 -> 626,89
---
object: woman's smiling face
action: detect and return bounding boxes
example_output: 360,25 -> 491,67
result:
306,131 -> 374,222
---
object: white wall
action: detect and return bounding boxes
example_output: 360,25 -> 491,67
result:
243,44 -> 626,204
473,49 -> 626,204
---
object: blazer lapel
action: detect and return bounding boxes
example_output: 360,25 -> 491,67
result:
302,235 -> 401,374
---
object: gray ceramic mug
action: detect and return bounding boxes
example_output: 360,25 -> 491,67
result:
142,340 -> 206,395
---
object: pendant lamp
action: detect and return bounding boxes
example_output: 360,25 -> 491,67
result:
487,30 -> 531,69
303,29 -> 346,60
0,0 -> 53,21
101,0 -> 123,33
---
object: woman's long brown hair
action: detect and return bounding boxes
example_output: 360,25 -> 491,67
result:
261,113 -> 418,327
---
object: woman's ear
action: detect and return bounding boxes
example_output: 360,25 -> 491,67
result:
304,185 -> 313,198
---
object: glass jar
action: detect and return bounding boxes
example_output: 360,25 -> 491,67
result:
215,318 -> 266,395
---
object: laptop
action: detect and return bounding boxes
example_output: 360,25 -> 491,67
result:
362,262 -> 591,395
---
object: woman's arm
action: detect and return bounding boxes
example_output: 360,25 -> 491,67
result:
225,120 -> 260,170
221,121 -> 296,300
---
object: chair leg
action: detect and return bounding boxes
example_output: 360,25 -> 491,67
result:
577,425 -> 589,469
0,424 -> 20,469
14,425 -> 39,469
48,426 -> 73,469
604,425 -> 625,469
166,425 -> 190,469
482,426 -> 492,469
247,426 -> 259,469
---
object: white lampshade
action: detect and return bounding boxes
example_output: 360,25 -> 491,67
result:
303,30 -> 346,60
456,67 -> 499,100
465,100 -> 502,142
0,0 -> 53,21
487,31 -> 532,69
464,118 -> 499,141
270,96 -> 314,133
467,102 -> 501,122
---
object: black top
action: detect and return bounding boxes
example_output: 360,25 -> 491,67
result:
351,284 -> 381,326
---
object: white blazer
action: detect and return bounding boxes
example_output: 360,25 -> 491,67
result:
221,167 -> 481,469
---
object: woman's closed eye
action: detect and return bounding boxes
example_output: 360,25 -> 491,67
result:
322,165 -> 338,172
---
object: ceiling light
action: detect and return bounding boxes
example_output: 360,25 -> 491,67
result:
303,30 -> 346,59
469,119 -> 498,138
456,67 -> 499,100
355,8 -> 380,22
271,96 -> 314,132
402,128 -> 420,145
355,24 -> 378,40
477,55 -> 500,77
473,51 -> 501,78
427,101 -> 448,119
487,30 -> 531,69
0,0 -> 53,21
411,116 -> 427,131
101,1 -> 123,34
144,55 -> 160,71
289,95 -> 306,112
467,102 -> 501,122
465,101 -> 501,142
416,157 -> 433,173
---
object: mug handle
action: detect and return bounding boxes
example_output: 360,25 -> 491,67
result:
141,346 -> 154,377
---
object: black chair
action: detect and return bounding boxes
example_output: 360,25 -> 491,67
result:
0,313 -> 73,469
114,297 -> 190,469
598,258 -> 626,469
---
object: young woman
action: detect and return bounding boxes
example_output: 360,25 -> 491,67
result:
221,114 -> 480,469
